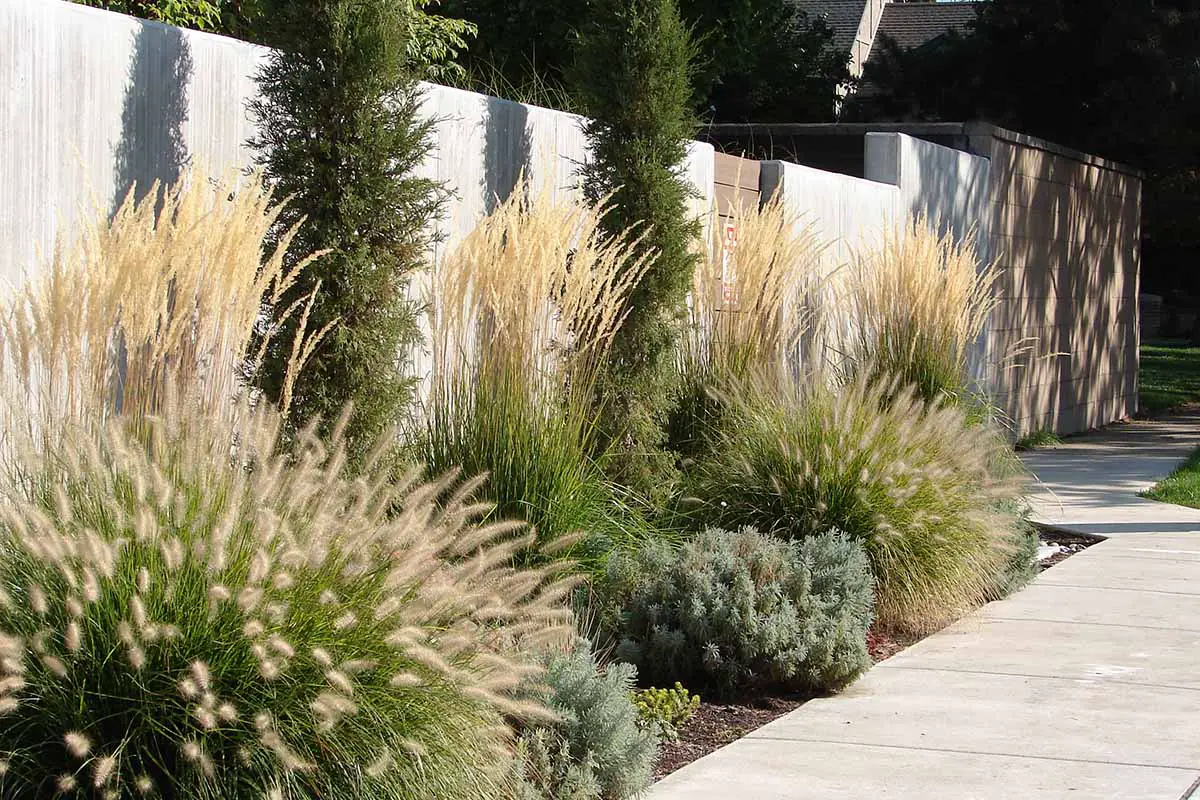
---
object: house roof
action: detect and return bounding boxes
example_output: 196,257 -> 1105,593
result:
867,2 -> 981,60
790,0 -> 871,56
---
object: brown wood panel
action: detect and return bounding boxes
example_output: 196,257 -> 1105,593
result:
714,184 -> 760,216
714,152 -> 760,191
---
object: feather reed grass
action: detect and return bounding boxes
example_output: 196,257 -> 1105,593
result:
670,195 -> 823,456
844,216 -> 997,406
0,172 -> 329,455
421,184 -> 655,562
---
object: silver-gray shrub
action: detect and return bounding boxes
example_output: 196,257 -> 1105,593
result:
606,528 -> 874,695
515,641 -> 657,800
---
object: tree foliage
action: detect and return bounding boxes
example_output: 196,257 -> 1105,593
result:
73,0 -> 475,78
684,0 -> 848,122
250,0 -> 445,462
443,0 -> 847,121
852,0 -> 1200,294
570,0 -> 699,502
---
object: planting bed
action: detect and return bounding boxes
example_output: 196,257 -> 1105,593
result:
655,535 -> 1094,781
655,623 -> 921,779
653,693 -> 808,779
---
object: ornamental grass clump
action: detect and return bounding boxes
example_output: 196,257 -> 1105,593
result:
0,173 -> 577,797
671,196 -> 823,457
421,185 -> 653,563
0,173 -> 327,450
845,217 -> 998,406
684,374 -> 1027,634
0,411 -> 576,798
603,527 -> 874,695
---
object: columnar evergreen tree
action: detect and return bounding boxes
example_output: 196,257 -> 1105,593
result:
250,0 -> 451,461
571,0 -> 699,501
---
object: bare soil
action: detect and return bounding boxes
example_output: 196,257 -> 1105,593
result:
653,693 -> 807,779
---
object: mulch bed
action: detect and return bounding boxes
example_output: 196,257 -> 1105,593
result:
655,624 -> 921,779
653,693 -> 807,779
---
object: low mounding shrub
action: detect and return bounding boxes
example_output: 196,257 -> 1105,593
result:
514,641 -> 657,800
684,375 -> 1027,634
603,528 -> 874,695
0,411 -> 575,799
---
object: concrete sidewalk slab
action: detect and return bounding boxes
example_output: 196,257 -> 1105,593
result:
749,667 -> 1200,771
1036,548 -> 1200,595
977,580 -> 1200,631
651,738 -> 1199,800
1023,410 -> 1200,535
875,617 -> 1200,690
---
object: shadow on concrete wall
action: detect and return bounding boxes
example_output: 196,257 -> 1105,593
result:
992,144 -> 1140,435
112,21 -> 193,211
483,95 -> 532,211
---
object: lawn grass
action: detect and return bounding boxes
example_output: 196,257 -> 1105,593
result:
1140,340 -> 1200,413
1014,428 -> 1063,451
1141,447 -> 1200,509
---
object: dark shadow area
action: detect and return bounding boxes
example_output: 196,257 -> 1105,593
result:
112,20 -> 193,211
482,95 -> 532,211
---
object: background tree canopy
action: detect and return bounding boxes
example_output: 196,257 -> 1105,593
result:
441,0 -> 849,121
851,0 -> 1200,298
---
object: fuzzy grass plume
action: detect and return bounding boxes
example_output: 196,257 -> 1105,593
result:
0,409 -> 576,798
684,373 -> 1027,634
421,184 -> 653,561
845,216 -> 997,406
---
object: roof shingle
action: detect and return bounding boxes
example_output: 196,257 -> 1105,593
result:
869,2 -> 980,55
790,0 -> 871,55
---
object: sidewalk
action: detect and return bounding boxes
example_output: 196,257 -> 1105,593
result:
650,412 -> 1200,800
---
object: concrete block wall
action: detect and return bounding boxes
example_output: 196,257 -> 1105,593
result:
759,157 -> 902,373
983,132 -> 1142,436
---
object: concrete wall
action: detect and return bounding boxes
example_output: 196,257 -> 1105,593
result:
984,131 -> 1142,436
3,2 -> 1136,436
0,0 -> 714,281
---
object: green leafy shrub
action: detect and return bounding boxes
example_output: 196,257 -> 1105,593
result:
0,410 -> 575,798
514,642 -> 658,800
632,683 -> 700,741
571,0 -> 701,502
684,375 -> 1028,634
603,528 -> 874,695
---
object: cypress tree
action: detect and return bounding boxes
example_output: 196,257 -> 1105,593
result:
250,0 -> 444,461
571,0 -> 700,501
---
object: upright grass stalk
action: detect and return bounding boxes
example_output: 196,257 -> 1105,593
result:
671,196 -> 823,456
0,173 -> 328,457
421,186 -> 653,562
845,216 -> 998,406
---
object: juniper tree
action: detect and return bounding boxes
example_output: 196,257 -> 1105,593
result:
250,0 -> 461,461
570,0 -> 700,502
